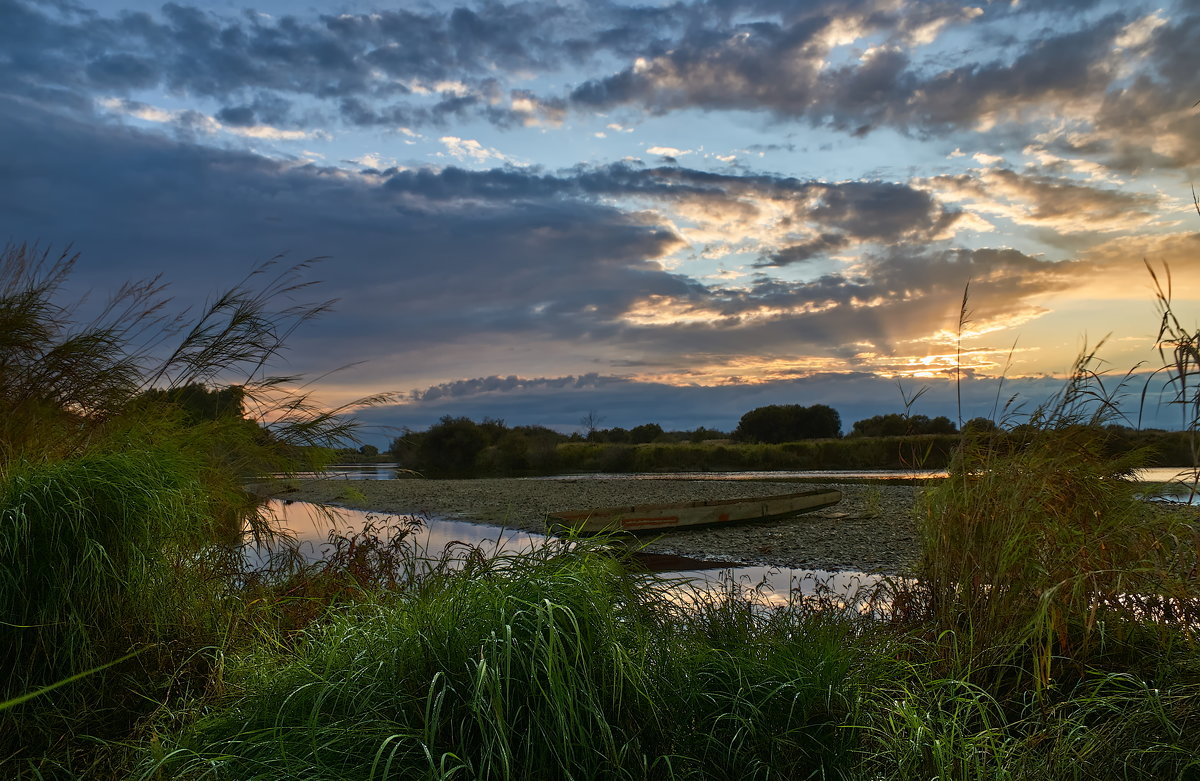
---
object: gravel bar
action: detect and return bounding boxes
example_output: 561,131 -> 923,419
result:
274,477 -> 924,574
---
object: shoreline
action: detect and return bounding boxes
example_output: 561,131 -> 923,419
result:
271,477 -> 924,575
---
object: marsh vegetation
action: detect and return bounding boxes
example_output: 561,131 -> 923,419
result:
4,244 -> 1200,779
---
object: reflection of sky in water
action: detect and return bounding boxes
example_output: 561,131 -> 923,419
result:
274,463 -> 406,481
256,500 -> 882,602
520,470 -> 939,481
666,567 -> 887,609
262,499 -> 544,562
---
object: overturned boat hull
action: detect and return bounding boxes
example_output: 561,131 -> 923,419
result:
547,488 -> 842,534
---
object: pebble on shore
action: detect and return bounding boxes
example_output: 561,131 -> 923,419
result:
273,477 -> 924,575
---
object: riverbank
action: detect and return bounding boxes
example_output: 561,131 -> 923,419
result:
272,477 -> 924,574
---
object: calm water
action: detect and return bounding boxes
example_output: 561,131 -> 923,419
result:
258,500 -> 884,606
289,465 -> 945,481
524,469 -> 945,480
281,463 -> 408,480
308,465 -> 1198,484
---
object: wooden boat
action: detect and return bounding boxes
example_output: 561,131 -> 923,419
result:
546,488 -> 842,534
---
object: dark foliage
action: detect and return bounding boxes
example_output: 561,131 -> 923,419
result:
851,413 -> 958,438
734,404 -> 842,443
629,422 -> 665,444
416,416 -> 489,475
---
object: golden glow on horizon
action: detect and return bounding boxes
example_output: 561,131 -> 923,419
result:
621,294 -> 840,326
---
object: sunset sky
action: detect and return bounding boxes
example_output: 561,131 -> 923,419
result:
2,0 -> 1198,440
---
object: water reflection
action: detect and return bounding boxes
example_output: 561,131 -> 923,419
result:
523,469 -> 944,481
1136,467 -> 1200,483
255,500 -> 882,603
276,463 -> 406,481
262,499 -> 543,562
293,465 -> 1197,488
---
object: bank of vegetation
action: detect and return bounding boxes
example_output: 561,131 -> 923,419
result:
4,244 -> 1200,779
384,414 -> 1197,477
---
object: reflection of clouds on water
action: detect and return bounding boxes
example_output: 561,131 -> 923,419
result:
253,500 -> 881,602
273,464 -> 406,481
1136,468 -> 1200,505
1136,467 -> 1200,484
664,567 -> 889,614
292,467 -> 1197,485
261,499 -> 544,563
527,470 -> 946,481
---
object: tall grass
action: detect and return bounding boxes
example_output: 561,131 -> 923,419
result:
859,663 -> 1200,780
917,348 -> 1200,691
141,541 -> 874,781
0,447 -> 234,769
849,280 -> 1200,779
0,244 -> 373,478
0,243 -> 376,775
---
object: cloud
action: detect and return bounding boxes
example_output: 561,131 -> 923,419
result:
926,167 -> 1166,234
759,234 -> 849,267
4,0 -> 1194,181
1,60 -> 1186,427
99,97 -> 322,141
406,373 -> 619,402
0,98 -> 693,377
439,136 -> 518,165
0,0 -> 681,130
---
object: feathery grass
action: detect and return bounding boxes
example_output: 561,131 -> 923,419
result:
141,541 -> 874,781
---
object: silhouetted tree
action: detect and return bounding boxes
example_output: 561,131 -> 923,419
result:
688,426 -> 728,442
851,413 -> 958,437
734,404 -> 841,443
963,417 -> 999,435
139,382 -> 246,423
850,413 -> 909,438
629,422 -> 665,444
419,416 -> 487,474
588,426 -> 631,444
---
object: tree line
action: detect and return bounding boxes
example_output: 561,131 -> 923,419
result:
371,402 -> 1199,477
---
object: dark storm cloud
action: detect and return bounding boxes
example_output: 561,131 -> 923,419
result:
567,6 -> 1127,127
0,98 -> 698,371
760,233 -> 848,267
0,0 -> 684,128
5,0 -> 1193,168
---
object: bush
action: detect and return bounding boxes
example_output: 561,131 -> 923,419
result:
417,416 -> 488,475
734,404 -> 842,443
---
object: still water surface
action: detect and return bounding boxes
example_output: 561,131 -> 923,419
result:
301,464 -> 1198,484
287,464 -> 944,480
260,500 -> 883,607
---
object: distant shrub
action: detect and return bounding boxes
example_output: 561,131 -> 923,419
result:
851,413 -> 957,437
734,404 -> 842,443
417,416 -> 488,475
